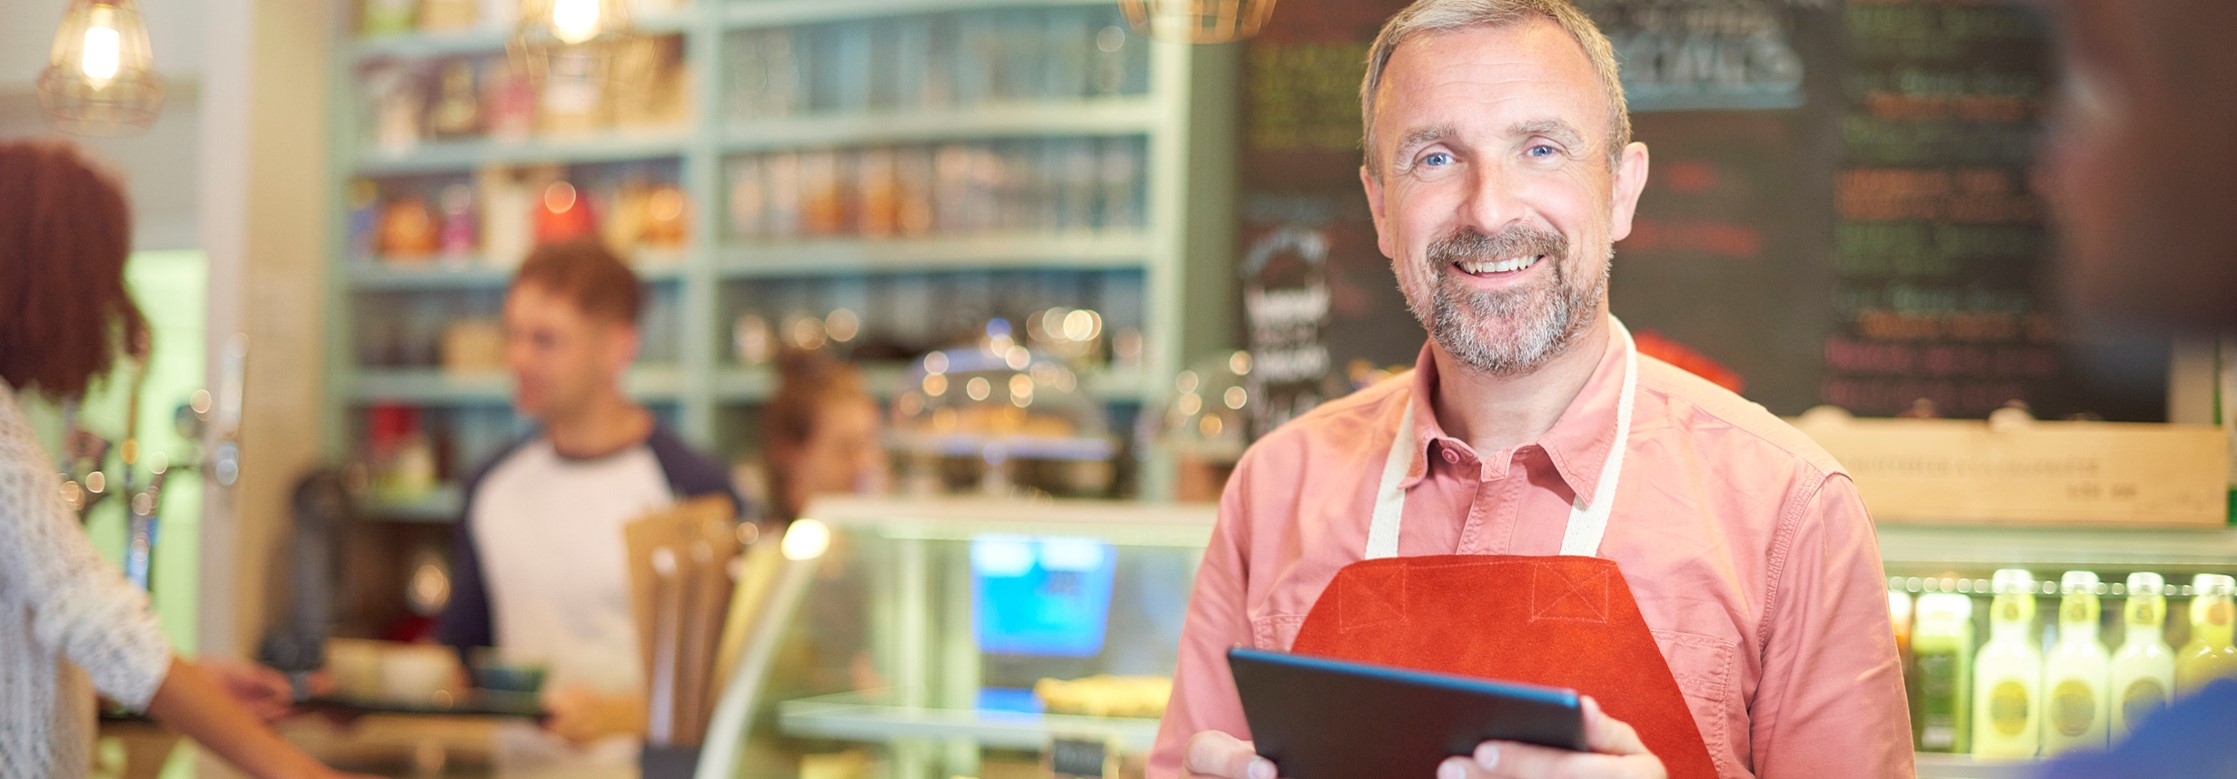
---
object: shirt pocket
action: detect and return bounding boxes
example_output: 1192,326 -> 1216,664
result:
1651,628 -> 1741,778
1248,613 -> 1308,651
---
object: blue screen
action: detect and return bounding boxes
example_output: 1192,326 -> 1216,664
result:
970,535 -> 1118,657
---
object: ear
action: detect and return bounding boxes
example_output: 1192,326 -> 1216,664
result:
1360,165 -> 1396,259
1608,141 -> 1650,242
607,323 -> 641,374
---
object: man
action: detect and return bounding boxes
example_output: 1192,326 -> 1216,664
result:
2035,1 -> 2237,777
1152,2 -> 1911,778
435,239 -> 740,761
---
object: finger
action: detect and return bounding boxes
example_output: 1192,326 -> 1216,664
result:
1579,697 -> 1651,757
1471,740 -> 1640,779
1184,730 -> 1276,779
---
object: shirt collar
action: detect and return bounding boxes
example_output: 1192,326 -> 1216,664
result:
1397,325 -> 1629,505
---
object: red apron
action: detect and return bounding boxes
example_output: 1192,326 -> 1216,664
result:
1288,321 -> 1719,779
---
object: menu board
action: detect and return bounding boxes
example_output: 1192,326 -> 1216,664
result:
1234,0 -> 2166,423
1829,0 -> 2160,420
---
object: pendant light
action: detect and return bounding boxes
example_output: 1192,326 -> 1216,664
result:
1120,0 -> 1277,43
36,0 -> 165,135
510,0 -> 636,85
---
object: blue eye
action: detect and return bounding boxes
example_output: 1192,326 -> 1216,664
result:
1420,151 -> 1454,168
1525,144 -> 1557,158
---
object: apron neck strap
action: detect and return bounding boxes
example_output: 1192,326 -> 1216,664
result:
1366,318 -> 1640,560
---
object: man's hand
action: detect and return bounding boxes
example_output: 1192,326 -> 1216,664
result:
1182,729 -> 1280,779
541,685 -> 648,745
1437,697 -> 1666,779
198,657 -> 296,723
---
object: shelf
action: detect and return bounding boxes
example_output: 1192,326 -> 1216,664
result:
347,367 -> 686,404
723,0 -> 1116,30
777,691 -> 1161,753
349,12 -> 696,62
353,130 -> 692,175
722,98 -> 1159,151
801,495 -> 1216,546
361,485 -> 463,523
717,364 -> 1144,402
717,231 -> 1151,277
1875,523 -> 2237,572
1913,754 -> 2040,779
344,254 -> 690,289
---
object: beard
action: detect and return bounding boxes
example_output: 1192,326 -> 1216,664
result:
1407,225 -> 1608,376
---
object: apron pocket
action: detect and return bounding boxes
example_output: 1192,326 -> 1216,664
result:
1249,614 -> 1307,652
1651,628 -> 1737,777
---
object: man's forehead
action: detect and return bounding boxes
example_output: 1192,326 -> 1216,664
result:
1372,20 -> 1607,137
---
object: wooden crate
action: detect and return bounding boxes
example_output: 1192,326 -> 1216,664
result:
1791,412 -> 2229,528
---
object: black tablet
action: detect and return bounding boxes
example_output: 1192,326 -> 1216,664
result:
1227,647 -> 1585,779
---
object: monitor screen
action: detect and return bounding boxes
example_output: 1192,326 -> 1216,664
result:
970,535 -> 1118,657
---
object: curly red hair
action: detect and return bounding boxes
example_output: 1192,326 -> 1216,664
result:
0,139 -> 149,400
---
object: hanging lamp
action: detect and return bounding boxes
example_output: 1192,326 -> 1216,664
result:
37,0 -> 165,135
1120,0 -> 1277,44
509,0 -> 637,85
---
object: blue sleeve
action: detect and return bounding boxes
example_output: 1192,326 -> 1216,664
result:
646,425 -> 749,519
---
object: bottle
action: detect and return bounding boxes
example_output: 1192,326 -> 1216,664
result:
1973,569 -> 2043,758
2176,573 -> 2237,694
1911,592 -> 1973,753
2042,571 -> 2111,754
2110,572 -> 2176,738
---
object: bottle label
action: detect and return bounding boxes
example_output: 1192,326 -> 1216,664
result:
2002,600 -> 2025,622
2132,600 -> 2159,626
1916,651 -> 1959,750
1991,680 -> 2033,736
2213,601 -> 2232,628
2122,677 -> 2168,725
2051,679 -> 2096,737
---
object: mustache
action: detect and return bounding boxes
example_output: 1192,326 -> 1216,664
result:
1426,226 -> 1568,267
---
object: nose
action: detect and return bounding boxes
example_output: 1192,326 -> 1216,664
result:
1460,164 -> 1524,235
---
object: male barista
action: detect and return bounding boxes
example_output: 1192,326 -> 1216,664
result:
435,239 -> 741,761
1152,2 -> 1911,777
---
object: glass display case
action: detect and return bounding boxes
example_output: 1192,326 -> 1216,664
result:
699,496 -> 1214,779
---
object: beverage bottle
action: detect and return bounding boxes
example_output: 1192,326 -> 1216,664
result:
2110,572 -> 2176,738
2042,571 -> 2110,754
1973,569 -> 2043,758
2176,573 -> 2237,694
1912,592 -> 1974,753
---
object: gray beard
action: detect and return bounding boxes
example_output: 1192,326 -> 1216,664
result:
1413,229 -> 1609,377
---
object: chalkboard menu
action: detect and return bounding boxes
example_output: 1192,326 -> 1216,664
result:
1235,0 -> 2166,424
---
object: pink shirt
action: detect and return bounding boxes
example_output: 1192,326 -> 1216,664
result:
1150,335 -> 1914,779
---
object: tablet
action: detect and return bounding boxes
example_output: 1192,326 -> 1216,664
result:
1227,648 -> 1585,779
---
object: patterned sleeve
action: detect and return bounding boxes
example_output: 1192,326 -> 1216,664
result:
0,423 -> 173,711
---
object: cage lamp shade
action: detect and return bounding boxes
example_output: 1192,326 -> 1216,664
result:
1120,0 -> 1276,44
510,0 -> 636,83
37,0 -> 165,136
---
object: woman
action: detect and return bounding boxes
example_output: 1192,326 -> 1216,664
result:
0,139 -> 364,779
759,348 -> 884,524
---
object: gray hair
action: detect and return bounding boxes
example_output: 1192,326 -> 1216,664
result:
1360,0 -> 1631,177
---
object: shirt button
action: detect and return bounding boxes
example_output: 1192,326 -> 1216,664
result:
1441,448 -> 1461,464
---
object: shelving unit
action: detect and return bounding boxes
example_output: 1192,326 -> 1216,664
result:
322,0 -> 1238,521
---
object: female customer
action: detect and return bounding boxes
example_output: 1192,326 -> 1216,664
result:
0,139 -> 365,779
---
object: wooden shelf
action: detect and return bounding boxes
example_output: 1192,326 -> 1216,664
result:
347,367 -> 685,404
721,98 -> 1159,151
717,363 -> 1145,402
348,11 -> 696,62
353,130 -> 692,176
344,253 -> 690,289
717,231 -> 1150,277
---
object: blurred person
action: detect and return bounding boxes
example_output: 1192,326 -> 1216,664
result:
2042,0 -> 2237,334
1154,1 -> 1910,777
2035,1 -> 2237,776
0,139 -> 370,779
434,239 -> 742,764
758,348 -> 884,526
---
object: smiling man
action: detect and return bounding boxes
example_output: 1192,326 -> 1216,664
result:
1150,2 -> 1912,778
